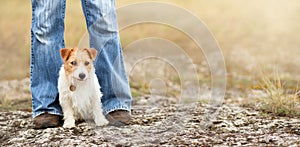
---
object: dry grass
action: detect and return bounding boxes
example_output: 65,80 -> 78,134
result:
1,0 -> 300,81
256,74 -> 300,116
0,98 -> 31,112
1,0 -> 300,114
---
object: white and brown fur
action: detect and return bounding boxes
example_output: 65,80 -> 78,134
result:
58,48 -> 108,128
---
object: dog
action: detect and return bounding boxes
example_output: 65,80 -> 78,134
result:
58,47 -> 108,128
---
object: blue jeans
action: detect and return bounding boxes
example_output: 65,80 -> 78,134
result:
31,0 -> 132,118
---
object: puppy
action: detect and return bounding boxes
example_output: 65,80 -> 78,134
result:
58,48 -> 108,128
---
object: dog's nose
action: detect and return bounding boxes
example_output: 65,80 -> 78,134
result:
79,73 -> 86,80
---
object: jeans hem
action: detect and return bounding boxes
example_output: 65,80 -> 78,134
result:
104,105 -> 131,115
33,110 -> 63,118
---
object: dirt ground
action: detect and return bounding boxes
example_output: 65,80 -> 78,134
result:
0,79 -> 299,146
1,99 -> 300,146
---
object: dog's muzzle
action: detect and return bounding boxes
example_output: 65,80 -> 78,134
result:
79,73 -> 86,80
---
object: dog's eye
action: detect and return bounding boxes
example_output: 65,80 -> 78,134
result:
70,61 -> 77,66
84,61 -> 90,66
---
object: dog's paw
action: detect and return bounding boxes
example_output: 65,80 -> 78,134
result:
63,119 -> 75,128
95,119 -> 109,126
63,123 -> 75,128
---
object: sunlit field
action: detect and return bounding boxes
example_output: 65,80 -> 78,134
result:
1,0 -> 300,107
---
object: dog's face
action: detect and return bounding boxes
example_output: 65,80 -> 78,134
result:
60,48 -> 97,81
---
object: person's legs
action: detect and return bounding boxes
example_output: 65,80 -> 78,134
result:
80,0 -> 132,116
31,0 -> 66,120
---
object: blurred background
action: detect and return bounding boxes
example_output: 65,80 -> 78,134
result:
1,0 -> 300,79
0,0 -> 300,111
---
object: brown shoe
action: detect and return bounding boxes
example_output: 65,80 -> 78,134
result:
33,112 -> 61,129
106,110 -> 131,126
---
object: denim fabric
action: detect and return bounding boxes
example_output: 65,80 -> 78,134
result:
31,0 -> 132,118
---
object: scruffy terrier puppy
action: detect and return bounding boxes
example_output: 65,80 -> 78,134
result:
58,48 -> 108,128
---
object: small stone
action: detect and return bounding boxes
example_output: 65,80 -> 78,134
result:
233,119 -> 245,127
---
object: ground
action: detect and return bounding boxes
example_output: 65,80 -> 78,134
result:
0,80 -> 299,146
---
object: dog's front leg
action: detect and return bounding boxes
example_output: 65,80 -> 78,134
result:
92,99 -> 108,126
60,97 -> 76,128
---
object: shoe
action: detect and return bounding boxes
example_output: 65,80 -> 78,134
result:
33,112 -> 61,129
106,110 -> 131,126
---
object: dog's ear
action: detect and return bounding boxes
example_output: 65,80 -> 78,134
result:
60,48 -> 71,61
86,48 -> 98,61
